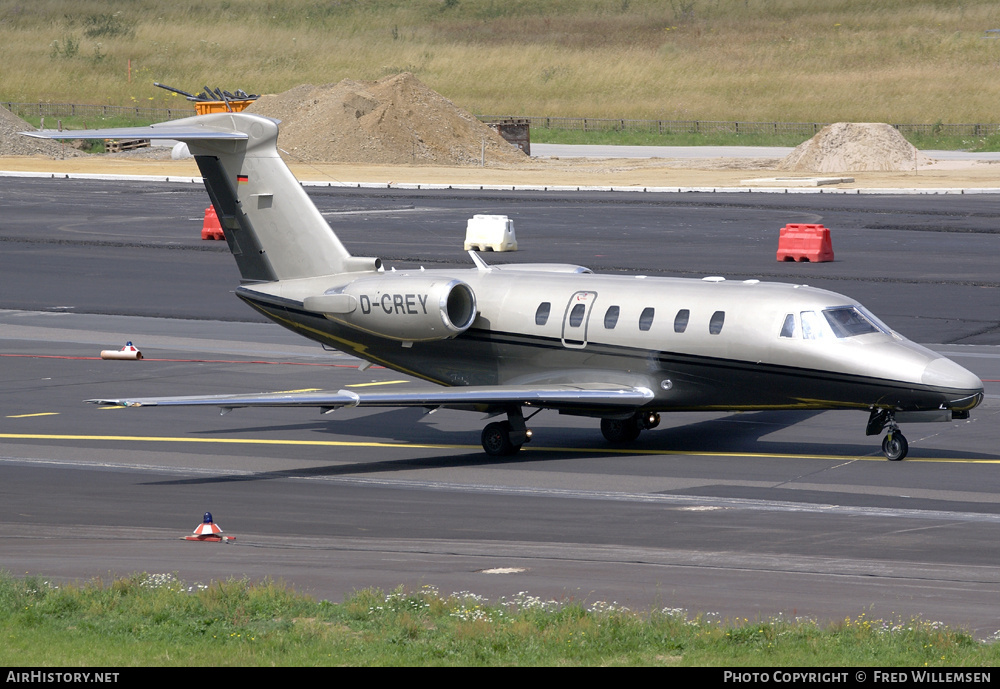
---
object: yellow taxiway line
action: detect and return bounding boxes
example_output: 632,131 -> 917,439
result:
345,380 -> 410,388
0,433 -> 995,463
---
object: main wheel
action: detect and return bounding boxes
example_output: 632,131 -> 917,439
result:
482,421 -> 521,457
882,431 -> 908,461
601,417 -> 641,443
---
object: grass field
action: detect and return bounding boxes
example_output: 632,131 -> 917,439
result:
3,1 -> 1000,126
2,572 -> 996,666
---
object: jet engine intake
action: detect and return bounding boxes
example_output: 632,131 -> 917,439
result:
311,275 -> 477,342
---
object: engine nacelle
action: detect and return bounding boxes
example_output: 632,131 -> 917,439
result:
303,275 -> 477,342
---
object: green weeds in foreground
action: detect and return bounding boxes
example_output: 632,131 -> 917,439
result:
0,572 -> 997,666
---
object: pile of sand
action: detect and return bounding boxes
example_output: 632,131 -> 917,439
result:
777,122 -> 932,172
0,106 -> 82,157
245,73 -> 526,166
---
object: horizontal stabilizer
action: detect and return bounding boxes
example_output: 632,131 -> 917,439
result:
21,116 -> 252,143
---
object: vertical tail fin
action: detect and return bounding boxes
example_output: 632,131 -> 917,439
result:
23,113 -> 380,282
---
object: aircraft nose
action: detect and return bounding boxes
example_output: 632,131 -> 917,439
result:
921,356 -> 984,409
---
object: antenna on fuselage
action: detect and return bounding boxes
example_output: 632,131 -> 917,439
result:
468,250 -> 491,271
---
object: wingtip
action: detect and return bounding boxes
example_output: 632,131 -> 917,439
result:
86,398 -> 141,407
337,389 -> 361,408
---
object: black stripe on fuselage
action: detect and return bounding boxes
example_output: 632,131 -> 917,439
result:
461,328 -> 971,412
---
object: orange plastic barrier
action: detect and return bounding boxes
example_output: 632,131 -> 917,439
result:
201,206 -> 225,240
195,100 -> 254,115
776,224 -> 834,262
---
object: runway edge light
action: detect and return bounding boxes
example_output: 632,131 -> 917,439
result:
184,512 -> 235,542
100,341 -> 143,360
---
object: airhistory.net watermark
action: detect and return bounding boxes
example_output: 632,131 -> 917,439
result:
6,672 -> 119,683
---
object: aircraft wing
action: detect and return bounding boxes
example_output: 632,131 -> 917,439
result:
87,383 -> 654,414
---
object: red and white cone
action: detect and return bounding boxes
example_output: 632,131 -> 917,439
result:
100,341 -> 142,360
184,512 -> 234,542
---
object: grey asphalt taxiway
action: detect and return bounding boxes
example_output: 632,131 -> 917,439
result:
1,175 -> 999,635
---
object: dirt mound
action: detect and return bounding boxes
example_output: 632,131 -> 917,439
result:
245,73 -> 526,166
0,106 -> 82,157
778,122 -> 931,172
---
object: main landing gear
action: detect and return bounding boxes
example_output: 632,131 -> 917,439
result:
867,408 -> 908,461
481,408 -> 534,457
481,408 -> 660,456
600,411 -> 660,443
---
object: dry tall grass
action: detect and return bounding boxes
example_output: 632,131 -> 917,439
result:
2,0 -> 999,123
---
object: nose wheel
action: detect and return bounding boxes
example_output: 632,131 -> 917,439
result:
867,408 -> 909,461
882,429 -> 908,461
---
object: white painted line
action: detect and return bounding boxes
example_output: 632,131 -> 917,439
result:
0,170 -> 202,183
320,208 -> 431,217
742,176 -> 855,186
1,170 -> 998,195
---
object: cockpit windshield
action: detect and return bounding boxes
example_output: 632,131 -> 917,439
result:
822,306 -> 888,338
780,306 -> 890,340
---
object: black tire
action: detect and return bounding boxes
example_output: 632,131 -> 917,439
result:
601,417 -> 641,443
482,421 -> 521,457
882,431 -> 908,461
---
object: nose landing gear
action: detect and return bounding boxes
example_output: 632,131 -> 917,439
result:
881,429 -> 908,462
867,408 -> 909,461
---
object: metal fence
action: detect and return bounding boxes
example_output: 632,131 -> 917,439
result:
3,102 -> 191,123
478,115 -> 1000,139
6,102 -> 1000,139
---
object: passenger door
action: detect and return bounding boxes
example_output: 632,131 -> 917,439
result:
561,291 -> 597,348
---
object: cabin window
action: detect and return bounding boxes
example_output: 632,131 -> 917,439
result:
604,305 -> 620,329
568,303 -> 586,327
709,311 -> 725,334
823,306 -> 884,338
639,307 -> 655,332
780,313 -> 798,338
535,302 -> 550,326
674,309 -> 689,333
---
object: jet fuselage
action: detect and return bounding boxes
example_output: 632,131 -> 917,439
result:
236,268 -> 984,417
